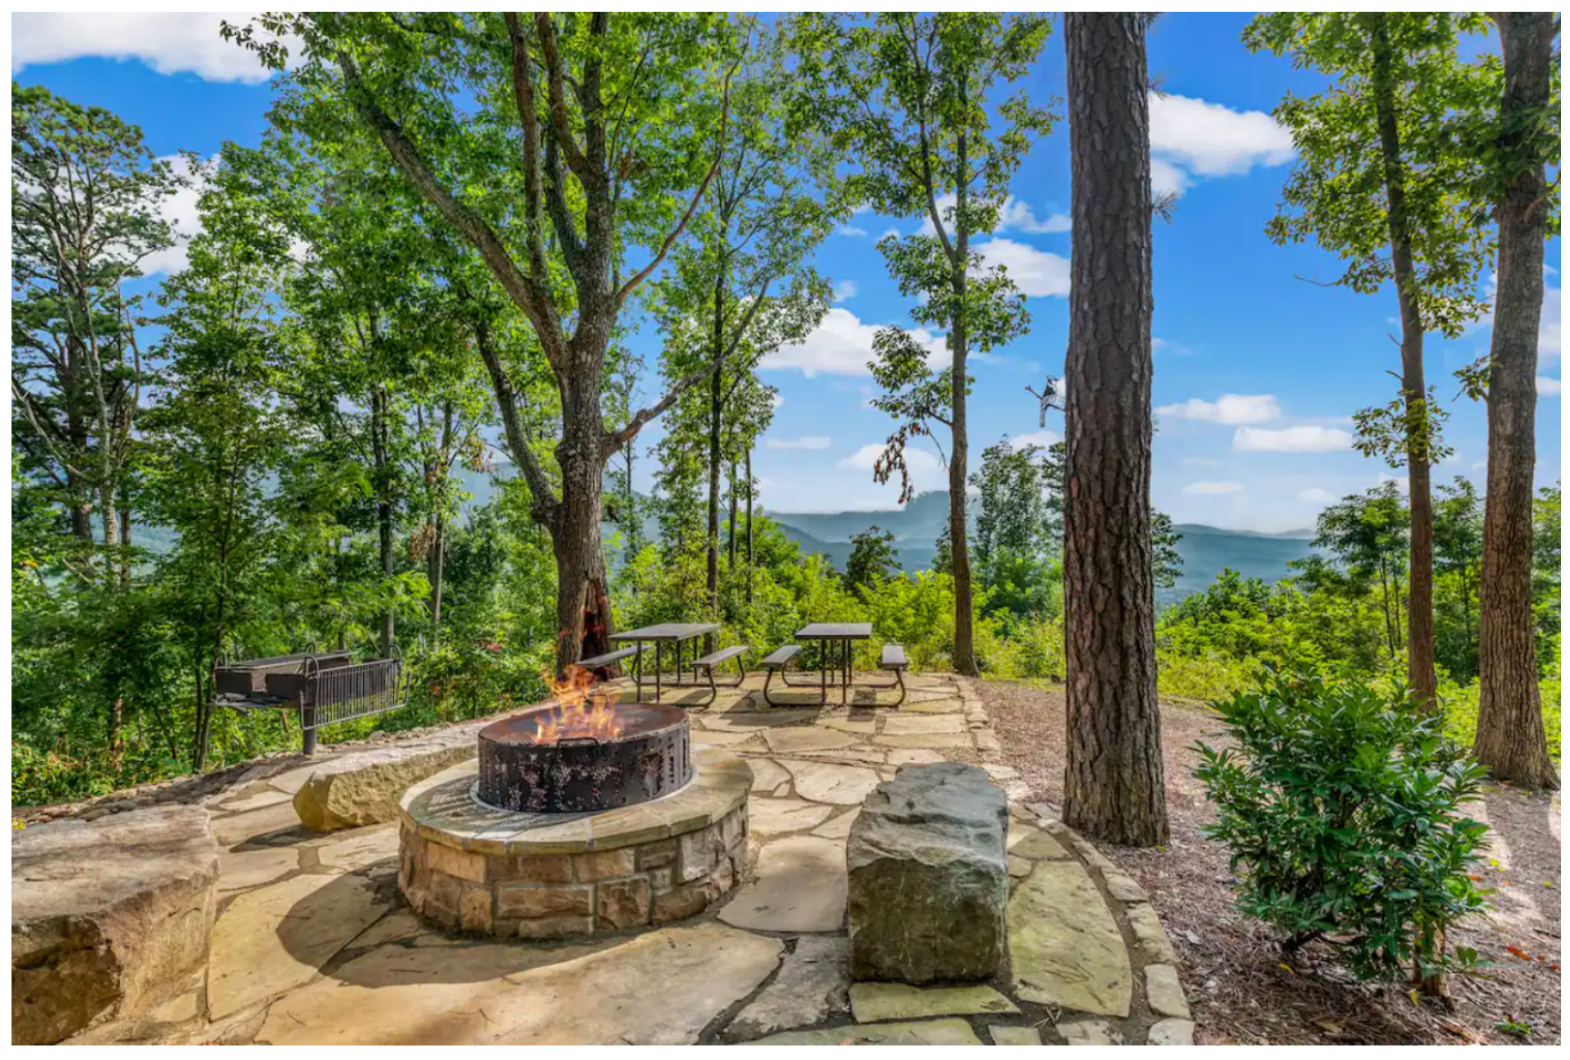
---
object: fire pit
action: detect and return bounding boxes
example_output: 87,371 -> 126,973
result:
397,677 -> 749,941
476,701 -> 692,814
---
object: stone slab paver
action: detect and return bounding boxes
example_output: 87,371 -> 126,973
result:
317,826 -> 399,873
259,921 -> 780,1045
873,732 -> 974,750
880,714 -> 966,735
990,1025 -> 1043,1045
748,797 -> 836,836
211,801 -> 304,848
746,758 -> 792,793
719,835 -> 847,933
1127,903 -> 1181,965
1148,1018 -> 1196,1045
217,845 -> 300,893
811,808 -> 859,840
885,748 -> 945,767
725,935 -> 848,1041
763,728 -> 856,755
752,1018 -> 983,1046
783,760 -> 882,806
208,873 -> 387,1020
217,790 -> 294,814
1145,964 -> 1191,1019
1007,821 -> 1070,860
849,982 -> 1018,1022
1008,860 -> 1132,1018
1060,1020 -> 1121,1045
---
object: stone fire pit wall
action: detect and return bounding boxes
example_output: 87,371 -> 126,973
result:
399,749 -> 750,939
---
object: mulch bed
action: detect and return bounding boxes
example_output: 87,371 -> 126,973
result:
981,678 -> 1562,1046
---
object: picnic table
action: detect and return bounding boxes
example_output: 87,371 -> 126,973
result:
608,622 -> 721,703
793,622 -> 873,706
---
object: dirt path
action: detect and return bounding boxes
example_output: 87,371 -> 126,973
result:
981,678 -> 1562,1046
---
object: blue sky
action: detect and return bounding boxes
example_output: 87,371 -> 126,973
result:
13,12 -> 1561,532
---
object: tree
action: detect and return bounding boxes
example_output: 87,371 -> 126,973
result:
1244,14 -> 1498,711
1151,512 -> 1184,590
1473,12 -> 1559,789
845,527 -> 901,594
143,160 -> 296,769
237,13 -> 758,674
1296,483 -> 1412,662
11,85 -> 178,582
1432,476 -> 1484,677
971,440 -> 1056,619
1060,13 -> 1168,847
652,29 -> 836,618
790,12 -> 1054,677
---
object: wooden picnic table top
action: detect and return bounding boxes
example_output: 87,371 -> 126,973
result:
795,622 -> 873,639
609,622 -> 721,643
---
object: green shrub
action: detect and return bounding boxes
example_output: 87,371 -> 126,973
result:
1194,668 -> 1491,990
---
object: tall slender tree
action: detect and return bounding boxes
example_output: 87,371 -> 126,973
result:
11,85 -> 177,582
1060,12 -> 1168,847
789,12 -> 1053,676
1245,13 -> 1498,711
1473,12 -> 1559,789
236,13 -> 761,673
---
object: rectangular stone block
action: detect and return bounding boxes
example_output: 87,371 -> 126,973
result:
677,825 -> 720,883
487,853 -> 573,885
496,883 -> 592,920
459,888 -> 493,933
596,877 -> 652,930
421,870 -> 468,929
636,839 -> 678,871
574,847 -> 637,882
515,914 -> 595,940
848,762 -> 1007,983
425,841 -> 486,884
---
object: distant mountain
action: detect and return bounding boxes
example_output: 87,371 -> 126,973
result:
768,494 -> 1316,609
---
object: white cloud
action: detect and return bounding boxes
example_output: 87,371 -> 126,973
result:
766,436 -> 832,451
839,443 -> 945,487
1152,337 -> 1192,357
1148,92 -> 1295,198
877,227 -> 902,242
1184,480 -> 1245,495
139,153 -> 215,276
1538,376 -> 1562,396
1377,473 -> 1410,495
918,193 -> 1070,239
832,279 -> 857,303
1010,429 -> 1060,450
835,226 -> 868,238
1157,394 -> 1281,425
761,307 -> 943,378
975,238 -> 1071,298
1298,487 -> 1335,503
12,13 -> 291,83
1233,425 -> 1353,453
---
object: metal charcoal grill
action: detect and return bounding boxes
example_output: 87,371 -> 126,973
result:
213,646 -> 408,754
476,702 -> 692,814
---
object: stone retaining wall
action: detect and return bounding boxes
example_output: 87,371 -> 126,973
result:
399,804 -> 747,939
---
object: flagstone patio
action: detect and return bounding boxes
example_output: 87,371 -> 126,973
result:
64,672 -> 1190,1046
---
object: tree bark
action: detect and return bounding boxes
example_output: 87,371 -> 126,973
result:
1474,12 -> 1558,790
371,386 -> 395,658
1060,12 -> 1169,847
745,445 -> 754,604
949,127 -> 977,678
706,254 -> 726,616
1369,14 -> 1437,711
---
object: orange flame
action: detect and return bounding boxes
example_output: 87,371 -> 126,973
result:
534,664 -> 623,744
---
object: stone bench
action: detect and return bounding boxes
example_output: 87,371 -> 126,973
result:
292,736 -> 481,832
11,807 -> 220,1044
846,762 -> 1008,984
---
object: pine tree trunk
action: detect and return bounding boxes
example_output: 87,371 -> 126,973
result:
1060,12 -> 1169,847
1474,12 -> 1558,790
1369,14 -> 1437,711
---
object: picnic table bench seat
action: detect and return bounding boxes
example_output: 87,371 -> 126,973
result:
578,645 -> 641,672
873,643 -> 908,706
692,644 -> 749,694
761,645 -> 805,706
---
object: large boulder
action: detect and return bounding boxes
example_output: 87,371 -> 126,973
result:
293,741 -> 476,832
12,807 -> 219,1044
846,762 -> 1008,984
